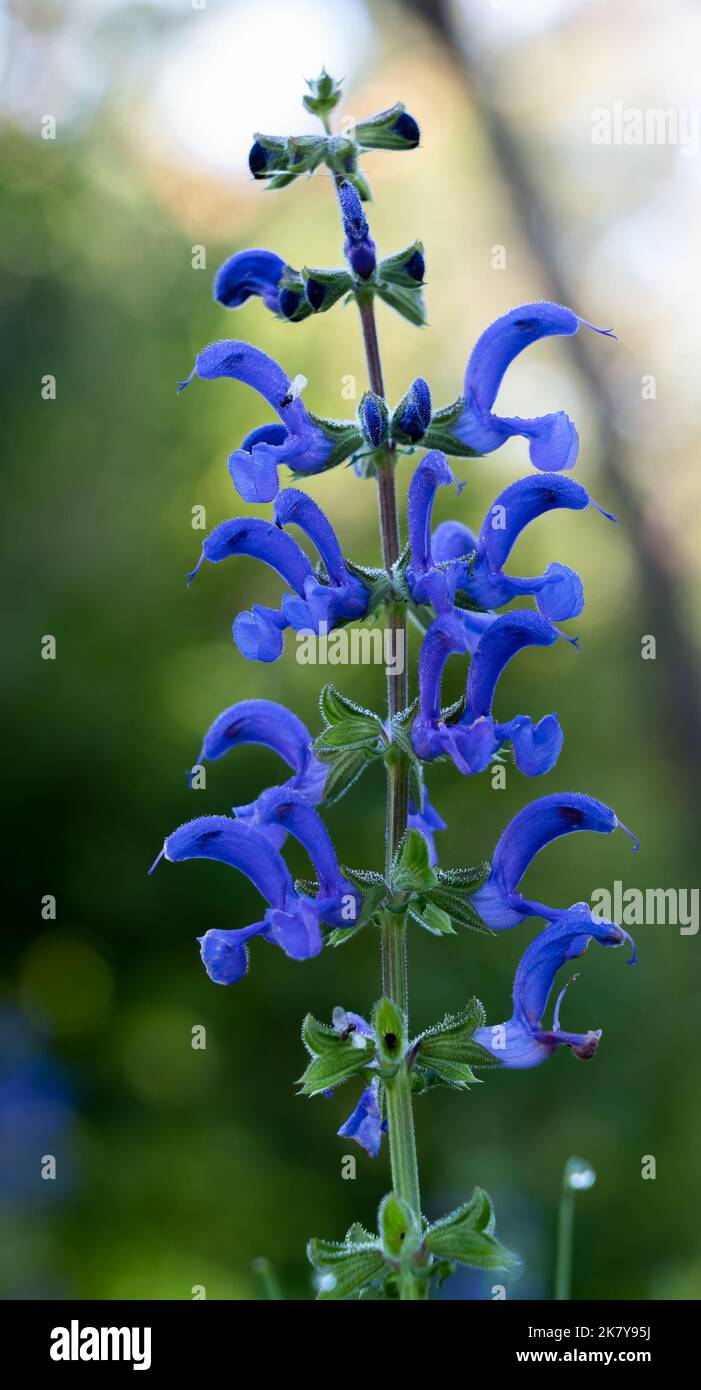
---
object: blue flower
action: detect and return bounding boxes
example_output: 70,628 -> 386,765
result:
178,340 -> 358,502
151,802 -> 361,983
432,474 -> 617,622
328,1011 -> 387,1158
471,792 -> 640,930
213,249 -> 285,313
472,906 -> 637,1068
186,489 -> 370,662
338,180 -> 376,279
411,611 -> 564,776
446,302 -> 616,471
253,787 -> 362,930
338,1079 -> 385,1158
408,786 -> 447,867
190,698 -> 328,844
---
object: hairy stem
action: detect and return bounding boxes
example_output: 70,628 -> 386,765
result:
356,296 -> 422,1278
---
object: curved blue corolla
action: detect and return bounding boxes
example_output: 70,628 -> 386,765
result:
274,488 -> 370,636
253,787 -> 362,930
432,474 -> 617,622
446,302 -> 616,471
151,808 -> 360,984
405,451 -> 461,614
411,611 -> 564,776
186,494 -> 370,663
178,340 -> 358,503
472,906 -> 636,1068
471,792 -> 640,930
213,249 -> 285,313
190,699 -> 328,846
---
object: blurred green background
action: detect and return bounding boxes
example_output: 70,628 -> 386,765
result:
2,0 -> 700,1300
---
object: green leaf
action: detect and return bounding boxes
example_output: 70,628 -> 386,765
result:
320,684 -> 380,727
392,828 -> 437,894
307,1237 -> 385,1300
422,397 -> 482,457
375,280 -> 426,328
301,1012 -> 341,1056
298,1013 -> 375,1095
302,69 -> 343,119
372,996 -> 405,1065
421,863 -> 492,935
302,265 -> 353,313
378,1193 -> 420,1259
319,745 -> 379,806
414,998 -> 499,1072
425,1189 -> 519,1269
377,240 -> 425,288
355,103 -> 420,152
415,1057 -> 481,1090
408,901 -> 455,936
315,717 -> 383,753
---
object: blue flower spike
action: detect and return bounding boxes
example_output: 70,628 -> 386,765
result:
450,302 -> 617,470
153,64 -> 638,1302
472,906 -> 637,1068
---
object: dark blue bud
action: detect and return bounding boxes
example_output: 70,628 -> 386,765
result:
393,378 -> 432,442
338,180 -> 376,280
278,286 -> 303,319
392,111 -> 420,147
305,277 -> 326,311
248,141 -> 270,177
359,392 -> 388,447
404,248 -> 425,282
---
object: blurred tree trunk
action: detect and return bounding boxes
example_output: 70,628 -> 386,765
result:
401,0 -> 701,773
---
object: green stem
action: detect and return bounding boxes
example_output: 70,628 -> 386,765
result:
327,156 -> 423,1296
555,1187 -> 574,1300
356,295 -> 423,1298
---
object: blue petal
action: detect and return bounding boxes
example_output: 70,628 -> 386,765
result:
213,249 -> 285,312
233,605 -> 289,663
465,611 -> 560,721
254,787 -> 360,922
337,1082 -> 383,1158
264,899 -> 324,960
192,698 -> 328,832
408,787 -> 447,866
162,814 -> 294,907
198,925 -> 262,985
